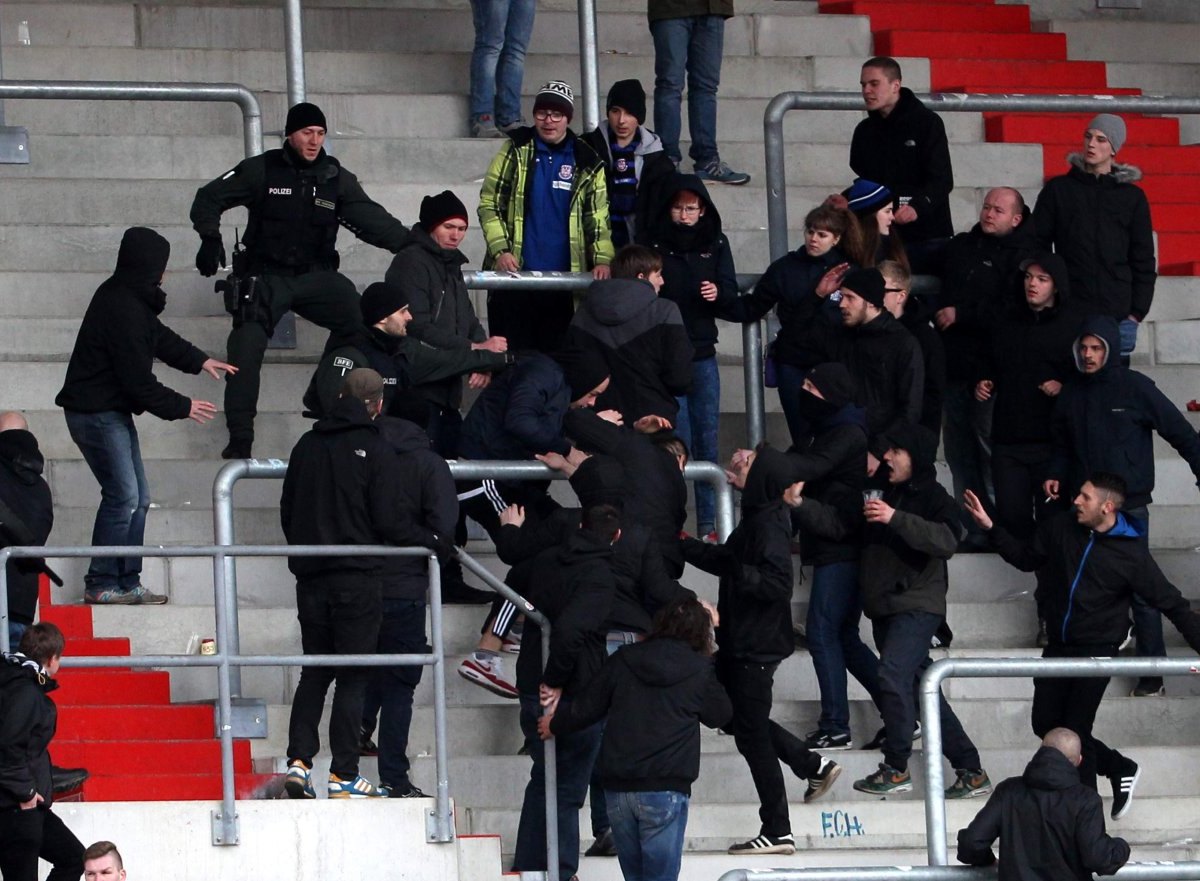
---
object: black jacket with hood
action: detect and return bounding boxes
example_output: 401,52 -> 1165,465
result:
550,636 -> 731,795
0,653 -> 58,810
377,416 -> 458,601
1048,315 -> 1200,510
581,122 -> 676,247
645,174 -> 739,361
56,227 -> 209,419
460,352 -> 573,461
513,530 -> 615,697
938,216 -> 1037,383
989,509 -> 1200,650
281,397 -> 432,580
899,293 -> 946,435
683,447 -> 796,662
567,277 -> 693,423
850,87 -> 954,243
785,365 -> 868,568
957,746 -> 1130,881
0,430 -> 54,627
385,225 -> 488,409
860,423 -> 962,620
1034,154 -> 1156,321
979,252 -> 1080,448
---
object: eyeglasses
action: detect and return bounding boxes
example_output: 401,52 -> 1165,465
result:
671,205 -> 702,215
884,287 -> 906,293
534,109 -> 566,122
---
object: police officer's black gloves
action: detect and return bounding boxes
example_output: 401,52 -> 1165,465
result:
196,235 -> 227,277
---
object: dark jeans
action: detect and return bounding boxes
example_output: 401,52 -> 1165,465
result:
872,611 -> 981,773
807,561 -> 882,737
423,403 -> 463,460
606,789 -> 689,881
0,808 -> 84,881
775,361 -> 810,447
225,270 -> 360,443
64,409 -> 150,592
1032,643 -> 1126,789
942,381 -> 994,536
650,15 -> 724,166
8,621 -> 28,651
675,355 -> 720,533
992,443 -> 1060,542
360,598 -> 427,788
716,657 -> 820,837
1124,505 -> 1165,661
485,290 -> 573,353
903,237 -> 950,278
468,0 -> 536,126
287,575 -> 383,779
512,693 -> 604,879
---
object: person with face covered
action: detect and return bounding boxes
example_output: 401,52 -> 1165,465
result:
780,364 -> 883,751
56,227 -> 235,605
682,446 -> 842,856
644,174 -> 738,540
851,423 -> 991,800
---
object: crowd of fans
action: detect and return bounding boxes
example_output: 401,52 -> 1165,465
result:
2,41 -> 1197,881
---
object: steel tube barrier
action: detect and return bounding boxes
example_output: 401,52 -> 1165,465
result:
0,81 -> 263,158
283,0 -> 306,106
717,864 -> 1200,881
0,543 -> 452,848
920,656 -> 1200,868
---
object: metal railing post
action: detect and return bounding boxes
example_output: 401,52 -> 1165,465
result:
213,460 -> 249,699
577,0 -> 601,133
0,81 -> 263,157
920,662 -> 950,865
283,0 -> 306,106
210,551 -> 240,846
426,556 -> 454,842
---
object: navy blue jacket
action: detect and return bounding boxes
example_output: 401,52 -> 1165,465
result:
459,353 -> 572,460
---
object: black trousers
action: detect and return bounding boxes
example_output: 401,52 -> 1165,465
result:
716,657 -> 820,838
486,289 -> 574,353
0,807 -> 83,881
225,269 -> 360,443
287,574 -> 383,779
1032,643 -> 1126,790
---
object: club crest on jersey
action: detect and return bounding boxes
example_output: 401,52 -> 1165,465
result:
615,159 -> 630,173
558,165 -> 574,181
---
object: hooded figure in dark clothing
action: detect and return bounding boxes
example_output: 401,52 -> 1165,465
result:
55,227 -> 233,605
0,418 -> 54,642
957,728 -> 1130,881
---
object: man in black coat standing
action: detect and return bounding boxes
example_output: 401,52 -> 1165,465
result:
0,413 -> 54,647
56,226 -> 235,606
957,728 -> 1130,881
0,623 -> 84,881
851,56 -> 954,273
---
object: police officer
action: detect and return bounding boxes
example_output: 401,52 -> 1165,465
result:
190,102 -> 412,459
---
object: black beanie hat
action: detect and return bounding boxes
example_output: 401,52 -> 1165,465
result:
285,102 -> 327,135
606,79 -> 647,125
533,80 -> 575,122
570,454 -> 627,509
419,190 -> 469,231
556,348 -> 609,402
805,362 -> 856,410
360,282 -> 410,326
840,267 -> 887,309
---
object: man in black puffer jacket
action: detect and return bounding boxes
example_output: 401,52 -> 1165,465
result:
957,728 -> 1130,881
56,226 -> 235,606
0,623 -> 84,881
852,422 -> 990,800
684,446 -> 841,856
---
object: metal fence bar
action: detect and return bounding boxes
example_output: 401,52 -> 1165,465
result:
921,656 -> 1200,867
717,864 -> 1200,881
577,0 -> 601,132
0,81 -> 263,157
283,0 -> 306,106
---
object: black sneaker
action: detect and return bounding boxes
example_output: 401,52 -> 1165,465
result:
802,729 -> 852,751
728,833 -> 795,855
1130,677 -> 1164,697
1109,758 -> 1141,820
694,159 -> 751,186
584,828 -> 617,857
863,722 -> 921,750
1036,619 -> 1049,648
804,756 -> 842,803
222,439 -> 252,460
381,782 -> 430,798
51,765 -> 89,794
358,730 -> 379,757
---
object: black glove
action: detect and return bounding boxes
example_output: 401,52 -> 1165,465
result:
196,236 -> 227,277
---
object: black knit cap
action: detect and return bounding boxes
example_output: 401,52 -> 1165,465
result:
840,267 -> 887,309
570,454 -> 627,509
360,281 -> 409,326
555,347 -> 609,401
419,190 -> 469,230
805,362 -> 856,410
285,102 -> 327,135
606,79 -> 647,125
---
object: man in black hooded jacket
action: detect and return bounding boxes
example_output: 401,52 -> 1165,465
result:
56,226 -> 235,606
957,728 -> 1130,881
0,414 -> 53,647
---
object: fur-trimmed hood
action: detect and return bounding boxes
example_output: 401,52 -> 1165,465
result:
1066,152 -> 1143,184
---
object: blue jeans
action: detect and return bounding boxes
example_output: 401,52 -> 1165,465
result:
807,561 -> 882,737
606,789 -> 689,881
469,0 -> 536,126
1119,317 -> 1139,366
775,361 -> 810,447
64,410 -> 150,592
675,356 -> 720,533
512,693 -> 604,878
872,611 -> 981,773
7,621 -> 26,652
361,598 -> 428,788
650,15 -> 724,166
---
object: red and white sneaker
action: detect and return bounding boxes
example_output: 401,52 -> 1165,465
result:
458,653 -> 519,699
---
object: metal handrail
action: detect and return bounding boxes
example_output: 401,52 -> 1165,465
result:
0,81 -> 263,158
755,89 -> 1200,448
717,864 -> 1200,880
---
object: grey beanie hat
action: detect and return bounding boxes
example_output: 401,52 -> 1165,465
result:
1086,113 -> 1126,154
